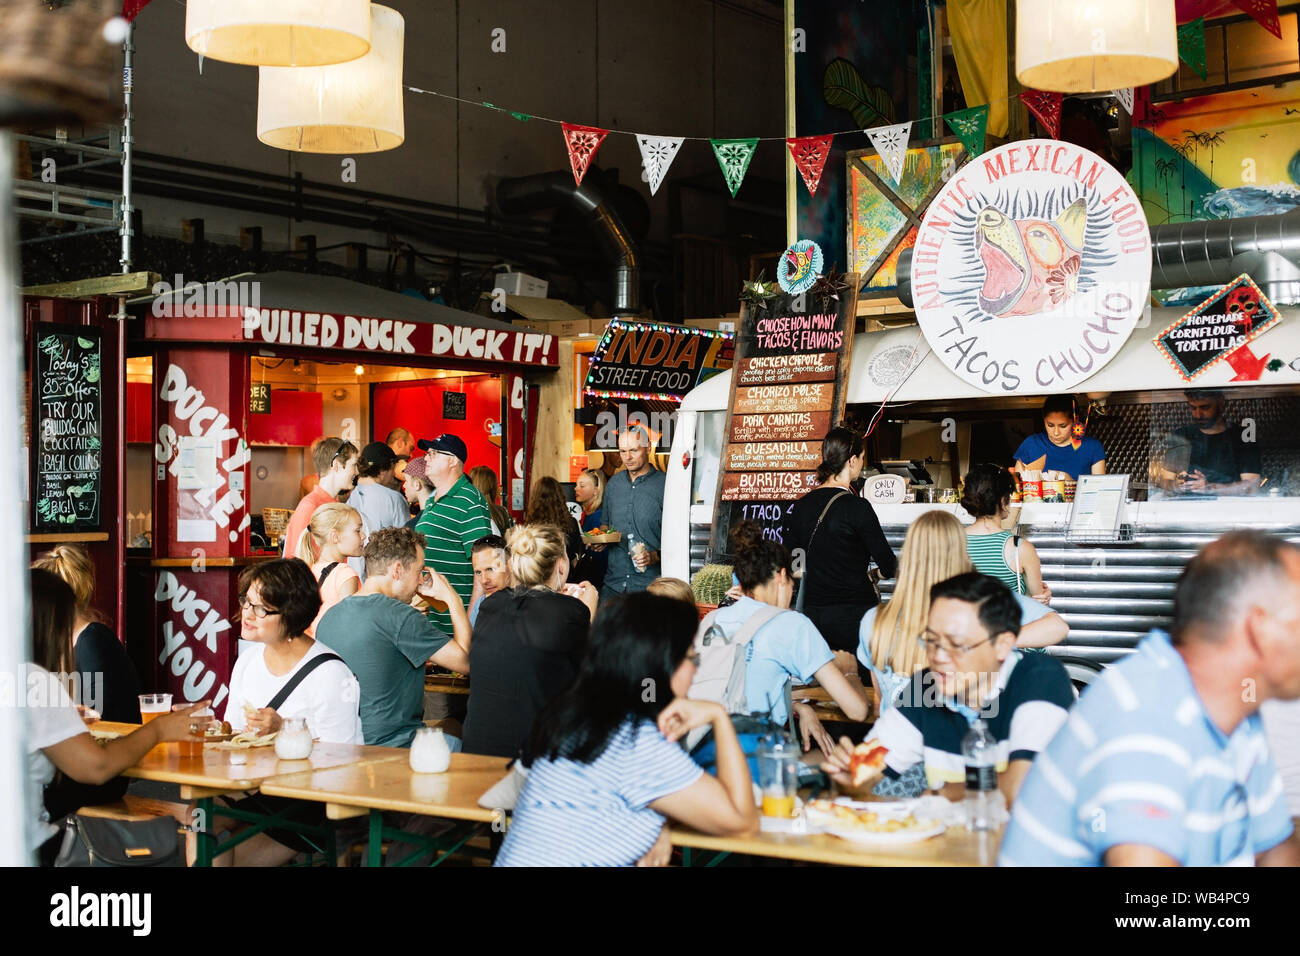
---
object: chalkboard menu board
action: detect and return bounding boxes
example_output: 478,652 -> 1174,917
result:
32,326 -> 102,532
709,279 -> 859,560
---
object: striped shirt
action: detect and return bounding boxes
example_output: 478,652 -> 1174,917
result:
495,718 -> 703,866
966,530 -> 1023,594
869,650 -> 1073,790
414,474 -> 492,633
999,630 -> 1294,867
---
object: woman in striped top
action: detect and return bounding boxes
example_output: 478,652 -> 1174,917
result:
496,592 -> 758,866
961,463 -> 1049,604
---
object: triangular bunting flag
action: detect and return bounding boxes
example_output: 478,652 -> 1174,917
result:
122,0 -> 153,21
1177,18 -> 1207,81
866,121 -> 911,187
561,123 -> 609,187
1113,87 -> 1134,116
944,105 -> 989,158
1019,89 -> 1063,139
1233,0 -> 1283,39
711,138 -> 758,197
787,134 -> 834,196
635,134 -> 684,196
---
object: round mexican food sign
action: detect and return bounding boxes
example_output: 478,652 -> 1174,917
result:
911,139 -> 1150,394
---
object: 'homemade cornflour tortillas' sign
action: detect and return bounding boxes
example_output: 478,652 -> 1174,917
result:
911,140 -> 1150,394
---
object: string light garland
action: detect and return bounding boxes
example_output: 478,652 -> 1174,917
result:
582,320 -> 735,403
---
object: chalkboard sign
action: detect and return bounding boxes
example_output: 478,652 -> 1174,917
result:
710,276 -> 860,561
32,326 -> 102,532
250,383 -> 271,414
443,390 -> 467,420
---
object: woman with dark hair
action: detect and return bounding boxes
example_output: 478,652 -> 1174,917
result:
783,426 -> 897,653
227,558 -> 362,742
496,593 -> 757,866
701,521 -> 870,757
202,558 -> 363,866
524,475 -> 583,566
963,463 -> 1049,605
25,569 -> 205,865
470,465 -> 515,535
1013,394 -> 1106,479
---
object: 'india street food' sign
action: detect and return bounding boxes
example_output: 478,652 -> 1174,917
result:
912,140 -> 1150,394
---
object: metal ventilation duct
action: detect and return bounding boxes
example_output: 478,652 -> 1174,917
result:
897,208 -> 1300,308
496,171 -> 640,314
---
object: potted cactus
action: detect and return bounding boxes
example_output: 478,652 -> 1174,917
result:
691,563 -> 735,619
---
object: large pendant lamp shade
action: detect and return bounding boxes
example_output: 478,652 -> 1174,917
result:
257,5 -> 404,154
1016,0 -> 1178,93
185,0 -> 372,67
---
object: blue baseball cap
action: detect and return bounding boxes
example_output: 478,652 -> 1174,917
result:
418,433 -> 468,463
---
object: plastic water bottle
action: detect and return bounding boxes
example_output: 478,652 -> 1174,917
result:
627,532 -> 646,573
962,719 -> 998,831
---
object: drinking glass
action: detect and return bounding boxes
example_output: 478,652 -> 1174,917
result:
139,693 -> 172,724
176,704 -> 213,757
757,733 -> 799,818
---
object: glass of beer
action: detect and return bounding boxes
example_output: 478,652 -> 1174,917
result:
176,704 -> 213,757
139,693 -> 172,724
419,568 -> 449,613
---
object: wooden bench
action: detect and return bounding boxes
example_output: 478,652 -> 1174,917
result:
78,795 -> 190,827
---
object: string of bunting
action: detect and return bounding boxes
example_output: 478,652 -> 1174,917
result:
399,5 -> 1274,198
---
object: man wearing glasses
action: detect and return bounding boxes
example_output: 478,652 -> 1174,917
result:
282,437 -> 359,558
823,573 -> 1073,806
413,433 -> 493,636
1001,531 -> 1300,866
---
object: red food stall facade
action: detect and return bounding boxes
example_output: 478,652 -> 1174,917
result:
130,273 -> 557,710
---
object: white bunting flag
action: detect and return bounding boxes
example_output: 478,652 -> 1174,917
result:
866,121 -> 912,187
636,134 -> 684,196
1113,87 -> 1134,115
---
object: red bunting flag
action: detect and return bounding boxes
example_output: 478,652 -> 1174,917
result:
1019,89 -> 1063,139
786,135 -> 834,196
122,0 -> 153,21
561,123 -> 610,187
1232,0 -> 1283,39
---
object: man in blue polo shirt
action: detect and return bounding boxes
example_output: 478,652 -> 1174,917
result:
1001,530 -> 1300,867
825,572 -> 1074,804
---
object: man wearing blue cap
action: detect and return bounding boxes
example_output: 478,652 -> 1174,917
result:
413,433 -> 493,635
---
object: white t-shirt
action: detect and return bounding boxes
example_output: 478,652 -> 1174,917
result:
1262,698 -> 1300,818
24,663 -> 89,855
224,641 -> 363,744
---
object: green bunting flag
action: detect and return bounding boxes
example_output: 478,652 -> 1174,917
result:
711,138 -> 759,197
1178,18 -> 1208,81
944,104 -> 989,159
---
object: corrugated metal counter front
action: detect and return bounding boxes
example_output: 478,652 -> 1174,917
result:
873,500 -> 1300,666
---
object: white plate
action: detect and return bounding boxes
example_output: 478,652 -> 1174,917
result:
825,820 -> 947,845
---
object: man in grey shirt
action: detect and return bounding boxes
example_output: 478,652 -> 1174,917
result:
599,426 -> 665,599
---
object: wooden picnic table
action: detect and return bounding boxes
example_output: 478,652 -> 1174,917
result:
260,753 -> 512,866
670,821 -> 1002,867
91,721 -> 407,865
425,671 -> 470,696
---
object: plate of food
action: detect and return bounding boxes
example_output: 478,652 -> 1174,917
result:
202,719 -> 236,743
581,525 -> 621,544
806,798 -> 946,844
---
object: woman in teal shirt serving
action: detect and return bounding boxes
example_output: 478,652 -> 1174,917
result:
1013,394 -> 1106,480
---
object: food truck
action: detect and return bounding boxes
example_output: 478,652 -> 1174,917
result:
663,304 -> 1300,685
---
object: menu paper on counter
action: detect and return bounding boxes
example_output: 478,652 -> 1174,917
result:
710,275 -> 859,558
1068,474 -> 1130,537
31,326 -> 103,532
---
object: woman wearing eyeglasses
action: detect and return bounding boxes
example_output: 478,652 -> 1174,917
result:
186,559 -> 363,866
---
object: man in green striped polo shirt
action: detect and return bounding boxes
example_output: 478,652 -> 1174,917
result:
413,433 -> 493,635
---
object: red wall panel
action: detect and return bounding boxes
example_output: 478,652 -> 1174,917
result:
246,389 -> 324,445
373,376 -> 503,476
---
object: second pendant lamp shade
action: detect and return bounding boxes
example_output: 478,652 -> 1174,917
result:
256,4 -> 404,154
1016,0 -> 1179,93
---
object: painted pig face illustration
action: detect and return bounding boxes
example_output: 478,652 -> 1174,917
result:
976,198 -> 1086,317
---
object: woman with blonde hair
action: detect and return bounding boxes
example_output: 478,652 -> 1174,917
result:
296,502 -> 364,633
462,523 -> 599,758
857,511 -> 1068,711
32,545 -> 140,725
570,467 -> 608,588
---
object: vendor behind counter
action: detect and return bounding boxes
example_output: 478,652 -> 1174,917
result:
1013,394 -> 1107,480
